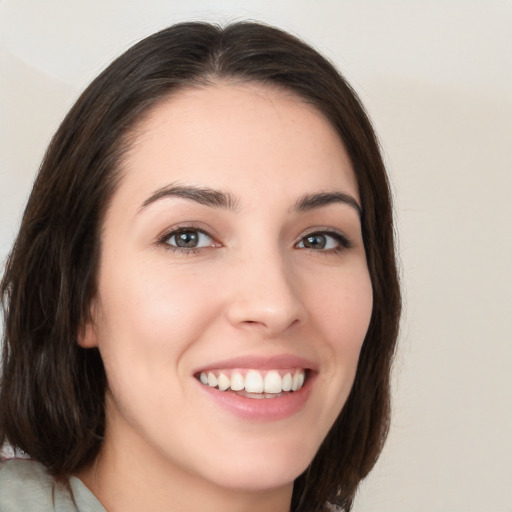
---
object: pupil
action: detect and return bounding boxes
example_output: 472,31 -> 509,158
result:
176,231 -> 198,248
304,234 -> 326,249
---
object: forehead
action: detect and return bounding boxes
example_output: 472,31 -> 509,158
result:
117,82 -> 359,208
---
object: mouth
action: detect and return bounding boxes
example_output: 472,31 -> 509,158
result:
193,355 -> 317,420
195,368 -> 309,399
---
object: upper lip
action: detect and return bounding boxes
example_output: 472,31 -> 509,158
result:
193,354 -> 318,375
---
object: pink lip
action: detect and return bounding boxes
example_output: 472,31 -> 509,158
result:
194,354 -> 318,421
193,354 -> 318,374
196,375 -> 315,421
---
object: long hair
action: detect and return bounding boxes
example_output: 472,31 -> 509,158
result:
0,21 -> 401,511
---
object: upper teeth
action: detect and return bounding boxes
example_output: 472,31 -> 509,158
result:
198,369 -> 306,394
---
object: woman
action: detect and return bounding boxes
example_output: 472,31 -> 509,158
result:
0,21 -> 400,512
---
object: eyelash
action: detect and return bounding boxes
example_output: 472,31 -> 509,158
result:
157,226 -> 352,255
296,229 -> 352,254
157,226 -> 218,254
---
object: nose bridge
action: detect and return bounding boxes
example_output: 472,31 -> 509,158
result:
226,241 -> 307,334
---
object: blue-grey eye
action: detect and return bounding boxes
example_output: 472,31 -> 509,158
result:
297,232 -> 346,250
166,229 -> 213,248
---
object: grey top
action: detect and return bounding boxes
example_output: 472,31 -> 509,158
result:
0,459 -> 106,512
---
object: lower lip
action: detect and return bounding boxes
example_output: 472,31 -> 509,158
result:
196,373 -> 315,421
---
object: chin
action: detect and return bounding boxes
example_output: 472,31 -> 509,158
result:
195,439 -> 316,493
207,465 -> 304,493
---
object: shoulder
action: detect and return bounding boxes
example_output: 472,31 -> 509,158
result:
0,458 -> 76,512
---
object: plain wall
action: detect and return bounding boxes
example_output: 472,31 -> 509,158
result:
1,1 -> 511,510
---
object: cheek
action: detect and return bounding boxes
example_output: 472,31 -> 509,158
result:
106,262 -> 220,331
93,267 -> 224,439
94,265 -> 223,380
313,265 -> 373,348
309,265 -> 373,400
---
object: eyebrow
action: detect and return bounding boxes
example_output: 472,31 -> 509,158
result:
292,191 -> 362,216
139,184 -> 240,213
138,184 -> 362,216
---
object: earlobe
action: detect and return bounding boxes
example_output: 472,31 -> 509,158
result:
78,321 -> 99,348
77,303 -> 99,348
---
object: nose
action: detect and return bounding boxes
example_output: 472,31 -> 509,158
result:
225,248 -> 308,336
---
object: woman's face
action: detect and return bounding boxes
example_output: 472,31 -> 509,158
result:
81,83 -> 373,493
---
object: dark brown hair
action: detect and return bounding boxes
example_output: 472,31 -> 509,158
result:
0,21 -> 400,511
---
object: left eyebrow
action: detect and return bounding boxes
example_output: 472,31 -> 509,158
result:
292,191 -> 362,217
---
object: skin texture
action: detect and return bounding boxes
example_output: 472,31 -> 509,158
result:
78,83 -> 373,512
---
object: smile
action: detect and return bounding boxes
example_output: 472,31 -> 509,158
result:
197,368 -> 307,397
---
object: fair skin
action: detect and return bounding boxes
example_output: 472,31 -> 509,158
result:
78,83 -> 373,512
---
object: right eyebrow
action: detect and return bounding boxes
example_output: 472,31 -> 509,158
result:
138,184 -> 240,213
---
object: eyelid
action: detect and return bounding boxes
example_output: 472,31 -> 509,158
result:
295,228 -> 352,251
154,223 -> 352,254
156,224 -> 221,251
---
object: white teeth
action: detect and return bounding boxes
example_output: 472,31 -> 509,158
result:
291,371 -> 304,391
230,372 -> 244,391
207,372 -> 218,387
217,372 -> 230,391
198,369 -> 307,395
264,370 -> 282,393
245,370 -> 264,393
282,372 -> 293,392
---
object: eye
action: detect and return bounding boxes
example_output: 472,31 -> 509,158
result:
296,231 -> 350,252
162,228 -> 216,250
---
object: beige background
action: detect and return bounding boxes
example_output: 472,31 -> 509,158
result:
1,1 -> 511,510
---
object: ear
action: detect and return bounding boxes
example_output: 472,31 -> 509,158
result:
77,302 -> 99,348
78,320 -> 99,348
